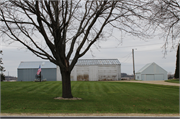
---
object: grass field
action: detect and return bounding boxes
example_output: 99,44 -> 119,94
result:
1,81 -> 179,114
165,79 -> 179,84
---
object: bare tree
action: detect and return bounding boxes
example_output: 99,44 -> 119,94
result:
0,0 -> 151,98
0,50 -> 5,81
0,50 -> 5,72
149,0 -> 180,53
148,0 -> 180,79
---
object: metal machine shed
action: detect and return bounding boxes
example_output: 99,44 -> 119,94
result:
68,59 -> 121,81
18,61 -> 57,81
135,62 -> 167,81
18,59 -> 121,81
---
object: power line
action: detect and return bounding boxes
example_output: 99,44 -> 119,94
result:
96,43 -> 163,49
118,52 -> 132,59
121,53 -> 132,63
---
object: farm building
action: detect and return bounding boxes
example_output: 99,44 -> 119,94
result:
18,59 -> 121,81
17,61 -> 57,81
135,62 -> 167,81
68,59 -> 121,81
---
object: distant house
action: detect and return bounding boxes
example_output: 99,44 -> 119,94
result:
121,73 -> 134,80
135,62 -> 167,81
18,59 -> 121,81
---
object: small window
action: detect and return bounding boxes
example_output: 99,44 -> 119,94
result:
137,76 -> 139,79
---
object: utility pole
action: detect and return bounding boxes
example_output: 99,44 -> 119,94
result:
132,49 -> 135,80
8,71 -> 9,81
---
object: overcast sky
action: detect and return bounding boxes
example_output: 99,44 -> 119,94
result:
1,33 -> 178,77
0,1 -> 179,78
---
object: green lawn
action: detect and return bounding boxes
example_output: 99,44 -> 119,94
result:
165,79 -> 179,84
1,81 -> 179,114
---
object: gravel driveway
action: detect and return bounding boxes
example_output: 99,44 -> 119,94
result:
118,80 -> 180,86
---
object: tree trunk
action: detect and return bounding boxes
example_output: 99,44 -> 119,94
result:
61,69 -> 73,98
174,44 -> 179,79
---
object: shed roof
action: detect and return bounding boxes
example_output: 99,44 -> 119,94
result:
136,62 -> 166,73
75,59 -> 120,65
18,61 -> 56,69
136,63 -> 152,73
18,59 -> 120,69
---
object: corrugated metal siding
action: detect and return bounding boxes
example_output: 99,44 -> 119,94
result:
71,64 -> 121,81
18,69 -> 37,81
98,65 -> 118,81
89,66 -> 98,81
18,68 -> 57,81
76,66 -> 90,81
41,69 -> 57,81
18,59 -> 121,81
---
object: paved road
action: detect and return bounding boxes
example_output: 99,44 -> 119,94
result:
1,117 -> 179,119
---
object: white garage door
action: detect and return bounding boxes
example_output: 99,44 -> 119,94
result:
155,74 -> 164,80
146,74 -> 154,81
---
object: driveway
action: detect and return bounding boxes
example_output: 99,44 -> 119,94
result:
118,80 -> 180,86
